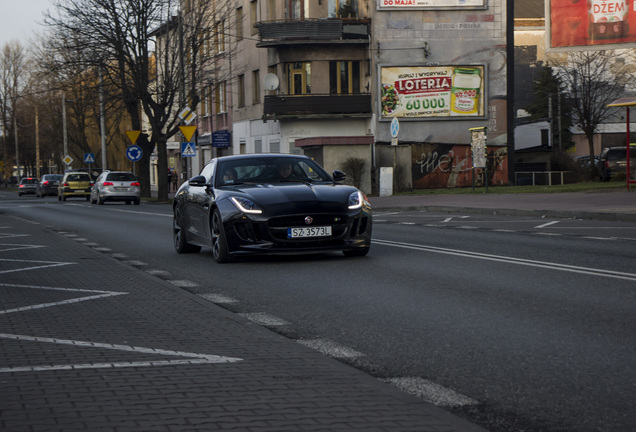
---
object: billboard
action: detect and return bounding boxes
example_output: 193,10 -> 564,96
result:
379,65 -> 486,120
547,0 -> 636,50
378,0 -> 486,10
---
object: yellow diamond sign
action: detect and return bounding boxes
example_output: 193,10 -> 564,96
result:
63,155 -> 73,165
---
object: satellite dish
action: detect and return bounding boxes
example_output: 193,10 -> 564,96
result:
263,73 -> 280,91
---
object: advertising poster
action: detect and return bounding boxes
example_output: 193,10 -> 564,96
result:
549,0 -> 636,49
380,65 -> 485,119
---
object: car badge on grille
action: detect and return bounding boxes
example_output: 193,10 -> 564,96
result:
304,216 -> 313,225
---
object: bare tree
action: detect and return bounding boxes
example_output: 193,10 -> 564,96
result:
551,50 -> 636,162
44,0 -> 233,199
0,41 -> 26,182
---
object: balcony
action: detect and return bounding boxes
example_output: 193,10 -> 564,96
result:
256,19 -> 370,47
263,93 -> 372,118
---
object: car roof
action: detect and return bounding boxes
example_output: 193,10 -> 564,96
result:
212,154 -> 310,163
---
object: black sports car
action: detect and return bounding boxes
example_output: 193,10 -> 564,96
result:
173,154 -> 372,263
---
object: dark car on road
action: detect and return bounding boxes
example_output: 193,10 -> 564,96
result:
18,177 -> 38,196
36,174 -> 63,197
173,154 -> 372,263
597,146 -> 636,181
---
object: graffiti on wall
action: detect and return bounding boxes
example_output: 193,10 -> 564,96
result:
412,143 -> 508,188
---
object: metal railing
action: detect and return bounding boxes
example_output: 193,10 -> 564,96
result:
514,171 -> 575,186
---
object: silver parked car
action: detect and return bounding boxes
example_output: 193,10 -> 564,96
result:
90,171 -> 141,205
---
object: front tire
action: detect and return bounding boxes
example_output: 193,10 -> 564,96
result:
173,206 -> 201,254
211,208 -> 232,263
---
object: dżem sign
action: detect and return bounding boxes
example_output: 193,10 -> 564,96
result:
547,0 -> 636,51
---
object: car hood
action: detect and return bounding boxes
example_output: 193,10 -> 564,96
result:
226,182 -> 359,213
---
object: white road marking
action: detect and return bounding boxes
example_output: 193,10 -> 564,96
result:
240,312 -> 290,326
0,243 -> 45,252
200,293 -> 239,304
0,258 -> 75,274
297,339 -> 364,359
535,220 -> 560,229
373,239 -> 636,281
384,377 -> 478,407
0,284 -> 128,315
168,279 -> 199,287
0,333 -> 243,372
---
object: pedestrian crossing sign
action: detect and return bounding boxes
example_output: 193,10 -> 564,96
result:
84,153 -> 95,163
181,142 -> 196,157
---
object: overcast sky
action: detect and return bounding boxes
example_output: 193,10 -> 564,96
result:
0,0 -> 55,47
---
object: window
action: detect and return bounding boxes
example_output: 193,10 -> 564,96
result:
328,0 -> 357,18
236,7 -> 243,41
238,75 -> 245,107
251,0 -> 258,36
254,139 -> 262,153
252,70 -> 260,104
286,62 -> 311,95
215,81 -> 227,113
267,0 -> 276,20
269,140 -> 280,153
329,61 -> 360,94
214,19 -> 226,53
286,0 -> 308,19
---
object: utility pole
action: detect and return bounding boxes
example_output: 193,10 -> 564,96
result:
506,0 -> 515,185
99,67 -> 107,171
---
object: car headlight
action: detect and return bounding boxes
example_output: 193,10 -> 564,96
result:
348,191 -> 368,210
230,196 -> 263,214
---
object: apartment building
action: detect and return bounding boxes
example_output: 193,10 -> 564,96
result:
191,0 -> 509,190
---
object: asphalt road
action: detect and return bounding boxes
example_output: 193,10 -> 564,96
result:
2,191 -> 636,432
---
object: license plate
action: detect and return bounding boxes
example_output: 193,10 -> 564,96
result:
74,190 -> 85,193
288,226 -> 332,238
115,187 -> 128,191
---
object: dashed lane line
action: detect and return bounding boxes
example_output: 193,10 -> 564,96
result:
384,377 -> 478,407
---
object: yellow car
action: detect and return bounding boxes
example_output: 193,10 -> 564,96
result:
58,171 -> 93,201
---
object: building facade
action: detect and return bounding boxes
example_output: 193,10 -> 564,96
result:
186,0 -> 509,191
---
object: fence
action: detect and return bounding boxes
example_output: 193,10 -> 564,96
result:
515,171 -> 575,186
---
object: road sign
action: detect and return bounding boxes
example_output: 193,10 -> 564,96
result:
178,107 -> 197,125
126,130 -> 141,145
126,145 -> 143,162
390,117 -> 400,138
179,125 -> 197,142
84,153 -> 95,163
181,142 -> 196,157
63,155 -> 73,165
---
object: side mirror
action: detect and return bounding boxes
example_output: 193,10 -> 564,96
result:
188,175 -> 209,187
332,170 -> 347,182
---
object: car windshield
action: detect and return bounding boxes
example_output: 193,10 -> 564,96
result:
106,173 -> 136,182
21,178 -> 38,184
215,157 -> 333,186
66,174 -> 91,182
46,175 -> 62,181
